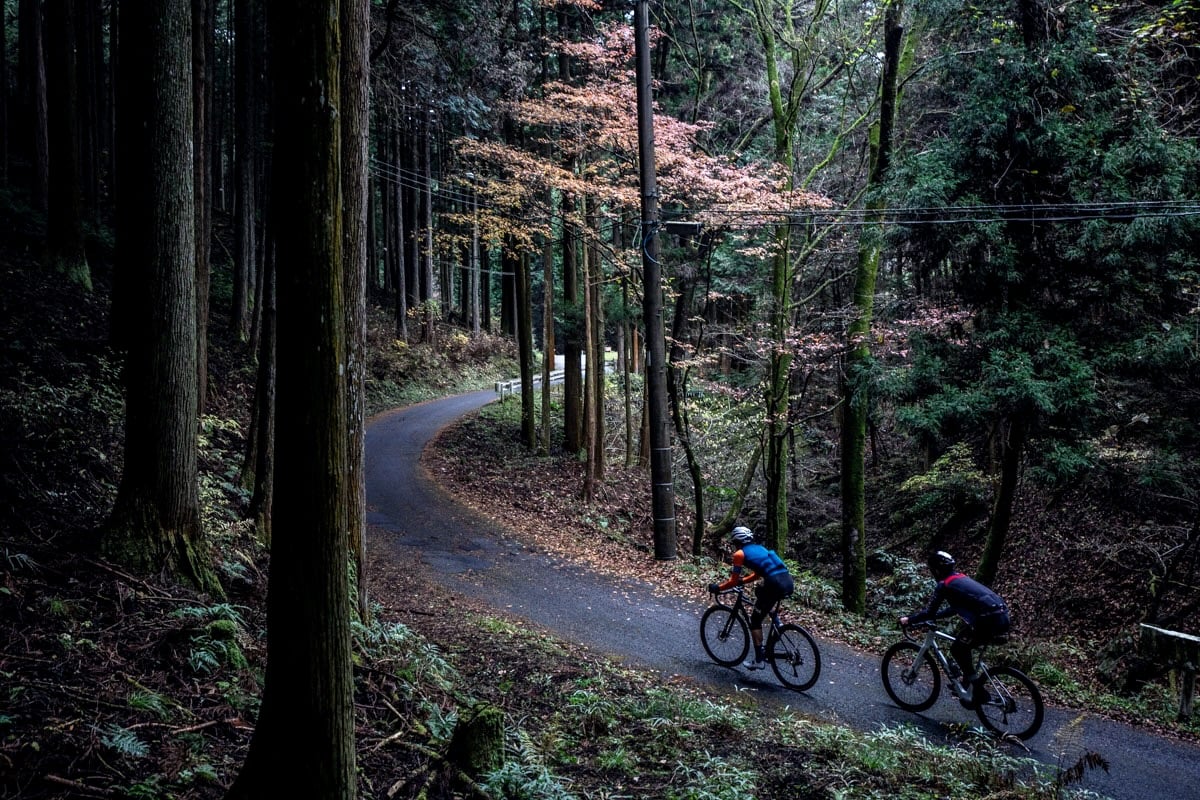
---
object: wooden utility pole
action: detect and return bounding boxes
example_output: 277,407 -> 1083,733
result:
635,0 -> 676,561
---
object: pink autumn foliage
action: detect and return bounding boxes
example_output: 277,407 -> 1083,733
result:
454,20 -> 832,242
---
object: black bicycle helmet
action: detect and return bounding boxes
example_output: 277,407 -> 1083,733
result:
927,550 -> 956,578
730,526 -> 755,546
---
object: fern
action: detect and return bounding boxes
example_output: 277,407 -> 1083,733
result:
170,602 -> 245,626
128,690 -> 172,720
187,645 -> 222,675
96,723 -> 149,758
482,730 -> 577,800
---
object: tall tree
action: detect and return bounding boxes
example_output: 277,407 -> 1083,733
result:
342,0 -> 370,621
232,0 -> 260,343
74,0 -> 106,218
839,0 -> 906,613
226,0 -> 355,794
562,187 -> 583,453
635,0 -> 676,559
104,0 -> 212,590
44,0 -> 90,289
741,0 -> 802,554
193,0 -> 214,414
17,0 -> 48,209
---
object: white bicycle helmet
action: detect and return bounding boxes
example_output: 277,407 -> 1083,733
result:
730,526 -> 755,546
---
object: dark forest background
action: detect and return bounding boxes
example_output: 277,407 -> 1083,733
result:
2,0 -> 1199,796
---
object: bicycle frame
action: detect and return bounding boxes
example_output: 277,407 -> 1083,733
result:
908,626 -> 984,702
720,585 -> 785,639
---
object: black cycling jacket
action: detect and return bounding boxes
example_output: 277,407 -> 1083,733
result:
908,573 -> 1008,627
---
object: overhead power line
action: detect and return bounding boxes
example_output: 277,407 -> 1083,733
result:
694,200 -> 1200,229
369,156 -> 1200,233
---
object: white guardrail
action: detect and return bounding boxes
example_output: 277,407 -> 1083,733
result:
494,369 -> 566,399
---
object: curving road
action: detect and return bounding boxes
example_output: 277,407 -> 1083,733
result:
365,391 -> 1199,800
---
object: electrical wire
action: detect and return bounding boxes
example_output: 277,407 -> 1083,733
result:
695,201 -> 1200,228
370,156 -> 1200,233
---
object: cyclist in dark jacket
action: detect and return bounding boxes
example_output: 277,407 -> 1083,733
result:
708,526 -> 794,670
900,550 -> 1010,705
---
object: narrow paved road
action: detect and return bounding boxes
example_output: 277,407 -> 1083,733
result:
365,392 -> 1199,800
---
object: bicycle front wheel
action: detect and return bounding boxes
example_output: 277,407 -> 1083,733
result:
974,666 -> 1044,740
700,605 -> 750,667
768,623 -> 821,691
881,640 -> 941,711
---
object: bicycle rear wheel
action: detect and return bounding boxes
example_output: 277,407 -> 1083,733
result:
767,623 -> 821,691
881,640 -> 941,711
700,605 -> 750,667
974,666 -> 1044,740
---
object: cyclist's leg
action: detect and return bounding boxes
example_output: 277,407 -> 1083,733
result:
950,626 -> 977,680
969,613 -> 1011,698
748,585 -> 781,662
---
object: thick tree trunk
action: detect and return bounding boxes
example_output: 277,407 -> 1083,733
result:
105,0 -> 211,592
226,0 -> 355,794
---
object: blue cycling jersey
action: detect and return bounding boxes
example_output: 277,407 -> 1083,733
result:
733,543 -> 791,585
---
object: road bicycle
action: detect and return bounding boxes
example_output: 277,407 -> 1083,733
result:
699,585 -> 821,692
881,622 -> 1045,740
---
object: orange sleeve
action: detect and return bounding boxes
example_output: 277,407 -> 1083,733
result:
716,550 -> 760,591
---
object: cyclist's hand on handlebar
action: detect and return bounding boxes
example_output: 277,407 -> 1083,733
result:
899,616 -> 909,627
707,582 -> 720,595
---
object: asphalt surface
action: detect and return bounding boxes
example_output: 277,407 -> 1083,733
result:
365,390 -> 1200,800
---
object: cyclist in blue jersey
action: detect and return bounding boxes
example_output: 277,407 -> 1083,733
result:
900,550 -> 1011,706
708,526 -> 795,670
